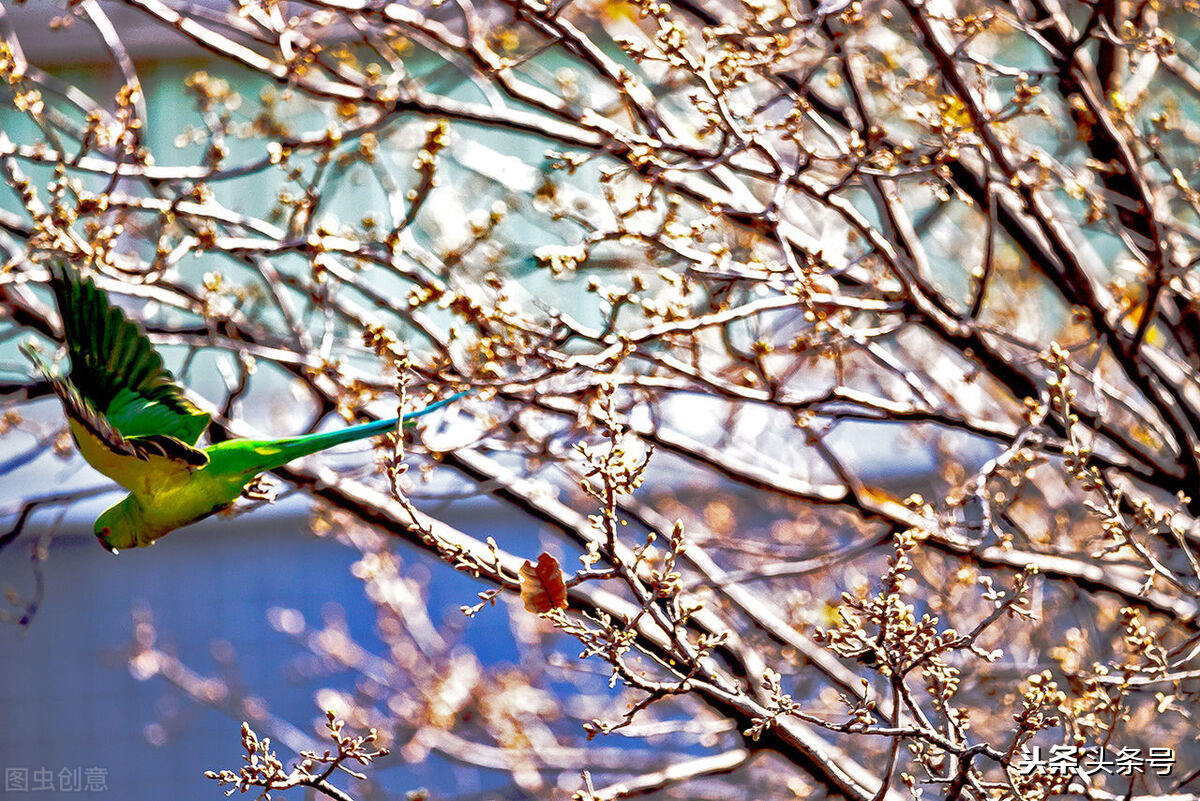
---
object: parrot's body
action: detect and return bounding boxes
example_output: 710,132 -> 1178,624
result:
26,263 -> 464,552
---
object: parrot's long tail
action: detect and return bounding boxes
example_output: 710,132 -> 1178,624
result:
254,390 -> 469,469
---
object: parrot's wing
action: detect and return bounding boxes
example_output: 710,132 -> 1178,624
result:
48,262 -> 211,445
25,344 -> 208,497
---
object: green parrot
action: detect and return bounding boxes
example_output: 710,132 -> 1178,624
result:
24,263 -> 466,553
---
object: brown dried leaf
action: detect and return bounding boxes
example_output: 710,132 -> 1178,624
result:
519,552 -> 568,614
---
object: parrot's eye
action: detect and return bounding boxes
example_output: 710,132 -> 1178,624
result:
100,527 -> 110,537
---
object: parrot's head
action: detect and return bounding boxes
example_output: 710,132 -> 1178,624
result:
93,498 -> 146,553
